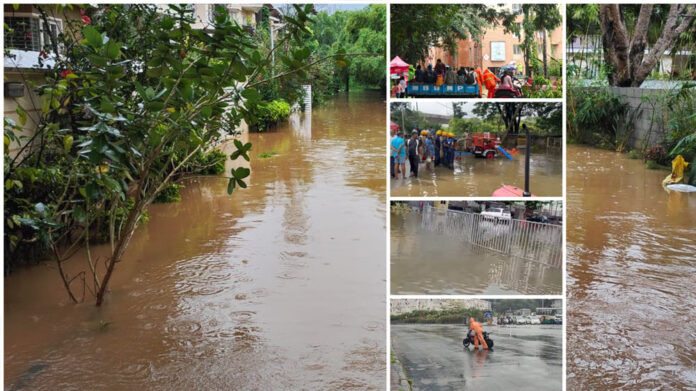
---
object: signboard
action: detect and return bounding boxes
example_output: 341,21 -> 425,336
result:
484,312 -> 493,319
490,41 -> 506,62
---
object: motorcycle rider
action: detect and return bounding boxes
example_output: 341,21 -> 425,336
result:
469,317 -> 489,350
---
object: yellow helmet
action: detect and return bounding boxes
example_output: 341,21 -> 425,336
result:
421,130 -> 427,135
436,130 -> 442,135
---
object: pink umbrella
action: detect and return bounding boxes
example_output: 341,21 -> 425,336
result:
390,56 -> 410,74
390,120 -> 400,131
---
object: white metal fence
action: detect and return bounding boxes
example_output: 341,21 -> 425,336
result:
421,206 -> 563,267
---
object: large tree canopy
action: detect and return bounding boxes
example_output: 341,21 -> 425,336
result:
390,4 -> 517,64
569,4 -> 696,86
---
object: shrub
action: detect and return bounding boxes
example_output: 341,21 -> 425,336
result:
246,99 -> 291,131
627,150 -> 639,159
644,145 -> 669,166
645,160 -> 659,170
154,183 -> 183,203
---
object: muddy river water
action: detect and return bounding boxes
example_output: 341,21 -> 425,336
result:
4,91 -> 386,390
390,211 -> 562,295
390,149 -> 562,197
567,145 -> 696,389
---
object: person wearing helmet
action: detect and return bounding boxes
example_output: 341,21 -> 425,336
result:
434,130 -> 442,167
469,317 -> 489,350
447,133 -> 456,169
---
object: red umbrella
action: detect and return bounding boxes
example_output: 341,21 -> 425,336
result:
390,120 -> 400,131
390,56 -> 410,74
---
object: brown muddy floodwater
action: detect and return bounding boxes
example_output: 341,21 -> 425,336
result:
390,149 -> 562,197
390,211 -> 561,295
4,91 -> 386,390
567,145 -> 696,389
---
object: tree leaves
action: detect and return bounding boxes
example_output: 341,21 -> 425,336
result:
230,139 -> 252,162
83,26 -> 103,48
227,166 -> 250,194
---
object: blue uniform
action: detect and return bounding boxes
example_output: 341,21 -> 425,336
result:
434,136 -> 441,166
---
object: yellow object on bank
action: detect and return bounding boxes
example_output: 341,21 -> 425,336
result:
662,154 -> 689,187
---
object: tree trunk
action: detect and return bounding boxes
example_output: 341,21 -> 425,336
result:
600,4 -> 696,87
542,30 -> 548,78
95,204 -> 143,306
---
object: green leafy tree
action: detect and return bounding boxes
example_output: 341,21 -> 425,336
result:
391,4 -> 518,64
3,4 -> 334,305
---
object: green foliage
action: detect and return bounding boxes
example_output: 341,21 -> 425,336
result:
245,99 -> 291,131
645,160 -> 659,169
3,4 -> 315,302
258,150 -> 277,159
154,183 -> 183,203
390,308 -> 486,324
523,76 -> 563,98
391,4 -> 519,64
567,88 -> 629,149
628,150 -> 639,159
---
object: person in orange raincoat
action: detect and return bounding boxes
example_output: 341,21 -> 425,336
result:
473,67 -> 485,98
469,317 -> 489,350
483,68 -> 500,98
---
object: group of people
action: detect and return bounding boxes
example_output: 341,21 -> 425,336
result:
390,127 -> 458,179
406,59 -> 519,98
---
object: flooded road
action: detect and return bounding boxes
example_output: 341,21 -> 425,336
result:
567,145 -> 696,389
4,91 -> 386,390
391,324 -> 562,390
390,149 -> 562,197
390,211 -> 562,295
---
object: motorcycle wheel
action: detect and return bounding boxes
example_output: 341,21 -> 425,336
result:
485,338 -> 494,349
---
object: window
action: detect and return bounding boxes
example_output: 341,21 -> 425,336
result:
5,17 -> 41,51
41,19 -> 61,49
4,16 -> 62,52
512,4 -> 521,12
513,45 -> 522,55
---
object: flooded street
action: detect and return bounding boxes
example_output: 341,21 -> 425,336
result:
4,91 -> 386,390
567,145 -> 696,389
390,149 -> 562,197
391,324 -> 562,391
390,211 -> 562,295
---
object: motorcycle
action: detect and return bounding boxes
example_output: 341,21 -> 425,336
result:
463,330 -> 494,349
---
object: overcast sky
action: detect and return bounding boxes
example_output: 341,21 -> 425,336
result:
404,101 -> 477,117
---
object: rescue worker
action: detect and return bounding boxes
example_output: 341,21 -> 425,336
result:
434,130 -> 442,167
469,317 -> 489,350
473,67 -> 485,98
407,130 -> 420,178
448,133 -> 456,169
483,68 -> 500,99
440,132 -> 449,169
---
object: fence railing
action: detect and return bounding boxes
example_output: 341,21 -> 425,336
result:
421,206 -> 563,267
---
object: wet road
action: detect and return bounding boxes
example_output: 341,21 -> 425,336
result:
567,145 -> 696,389
390,211 -> 562,295
390,149 -> 562,197
4,91 -> 386,390
391,324 -> 562,390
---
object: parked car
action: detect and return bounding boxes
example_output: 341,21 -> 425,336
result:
530,317 -> 541,325
481,208 -> 512,220
516,316 -> 527,325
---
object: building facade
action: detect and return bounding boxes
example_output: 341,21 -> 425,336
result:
426,4 -> 563,75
